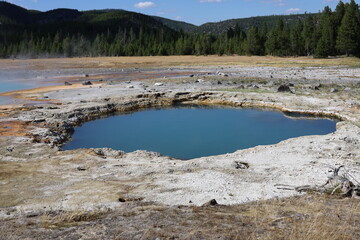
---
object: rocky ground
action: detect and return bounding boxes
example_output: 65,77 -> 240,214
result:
0,57 -> 360,239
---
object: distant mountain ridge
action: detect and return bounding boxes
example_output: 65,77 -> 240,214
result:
152,16 -> 197,33
195,14 -> 317,35
3,0 -> 353,59
0,1 -> 316,34
0,2 -> 82,24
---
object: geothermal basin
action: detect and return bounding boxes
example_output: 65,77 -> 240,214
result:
63,105 -> 337,159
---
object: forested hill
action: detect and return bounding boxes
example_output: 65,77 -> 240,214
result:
0,1 -> 313,34
0,1 -> 183,57
1,0 -> 360,58
195,14 -> 316,35
152,16 -> 197,33
0,2 -> 166,27
0,2 -> 83,24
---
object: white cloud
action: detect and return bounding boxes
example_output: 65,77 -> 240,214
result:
262,0 -> 286,7
134,2 -> 156,9
199,0 -> 225,3
286,8 -> 301,14
175,16 -> 182,20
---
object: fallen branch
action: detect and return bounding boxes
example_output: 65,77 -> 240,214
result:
275,165 -> 360,198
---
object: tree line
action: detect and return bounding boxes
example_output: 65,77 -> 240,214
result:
0,0 -> 359,58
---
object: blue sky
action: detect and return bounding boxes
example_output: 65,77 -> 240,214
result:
6,0 -> 348,25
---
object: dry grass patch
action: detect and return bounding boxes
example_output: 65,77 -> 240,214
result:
1,56 -> 360,71
39,210 -> 108,229
1,194 -> 359,239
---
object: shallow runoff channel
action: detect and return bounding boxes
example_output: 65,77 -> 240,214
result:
62,105 -> 337,160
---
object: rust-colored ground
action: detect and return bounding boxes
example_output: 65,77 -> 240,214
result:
0,105 -> 34,117
0,120 -> 31,137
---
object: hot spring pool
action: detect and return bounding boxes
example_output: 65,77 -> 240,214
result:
62,105 -> 337,159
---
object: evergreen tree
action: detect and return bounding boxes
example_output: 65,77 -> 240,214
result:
245,26 -> 262,55
334,1 -> 346,27
62,35 -> 73,57
336,0 -> 360,56
290,20 -> 304,56
265,18 -> 290,56
302,15 -> 317,56
3,0 -> 360,59
315,6 -> 335,57
259,23 -> 268,54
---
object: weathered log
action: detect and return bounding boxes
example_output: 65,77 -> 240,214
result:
275,165 -> 360,198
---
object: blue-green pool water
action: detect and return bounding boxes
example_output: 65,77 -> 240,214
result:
0,82 -> 31,105
0,82 -> 32,93
62,106 -> 337,159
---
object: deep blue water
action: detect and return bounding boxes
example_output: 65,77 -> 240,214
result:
62,106 -> 337,159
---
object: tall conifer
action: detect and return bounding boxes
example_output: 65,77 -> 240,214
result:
336,0 -> 360,56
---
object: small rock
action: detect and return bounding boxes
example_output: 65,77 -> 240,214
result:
202,199 -> 218,207
6,146 -> 14,152
77,167 -> 87,171
196,79 -> 205,83
84,74 -> 89,78
288,83 -> 294,87
94,149 -> 105,156
26,212 -> 40,218
234,161 -> 249,169
64,81 -> 72,86
82,81 -> 92,86
190,74 -> 195,77
330,88 -> 338,93
217,81 -> 222,85
94,148 -> 125,158
154,83 -> 164,86
277,85 -> 293,93
127,85 -> 134,89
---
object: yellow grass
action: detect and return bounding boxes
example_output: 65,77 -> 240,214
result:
1,55 -> 360,70
2,195 -> 359,239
